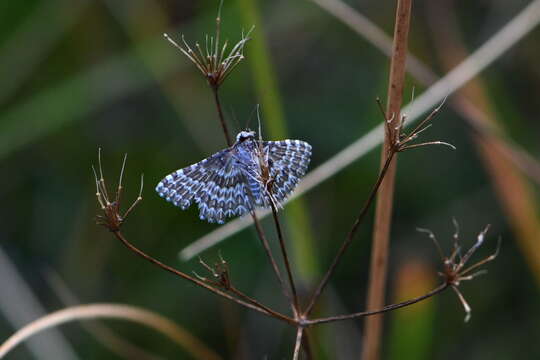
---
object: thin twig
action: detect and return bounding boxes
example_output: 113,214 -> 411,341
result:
212,87 -> 232,147
113,230 -> 295,325
303,151 -> 396,315
270,202 -> 301,315
292,327 -> 304,360
251,211 -> 293,308
306,283 -> 449,326
362,1 -> 411,359
0,304 -> 222,360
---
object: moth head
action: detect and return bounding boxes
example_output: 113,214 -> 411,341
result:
236,130 -> 256,143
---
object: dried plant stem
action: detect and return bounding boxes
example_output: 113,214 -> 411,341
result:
270,203 -> 301,314
293,327 -> 304,360
0,303 -> 222,360
251,211 -> 292,305
362,1 -> 411,359
306,283 -> 449,326
113,230 -> 295,325
304,151 -> 396,315
212,87 -> 232,147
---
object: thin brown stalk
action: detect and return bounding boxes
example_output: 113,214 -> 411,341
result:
251,211 -> 293,308
212,87 -> 232,147
306,283 -> 449,326
303,151 -> 396,316
228,286 -> 293,323
293,327 -> 304,360
362,1 -> 411,359
113,230 -> 295,325
270,202 -> 301,314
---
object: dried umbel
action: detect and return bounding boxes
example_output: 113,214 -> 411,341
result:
93,149 -> 143,232
418,221 -> 500,322
164,0 -> 252,89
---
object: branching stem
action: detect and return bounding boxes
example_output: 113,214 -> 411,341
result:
306,282 -> 449,326
303,150 -> 397,315
112,230 -> 295,325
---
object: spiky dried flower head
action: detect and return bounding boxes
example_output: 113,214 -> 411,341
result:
417,220 -> 500,322
193,252 -> 231,290
93,149 -> 143,232
377,96 -> 456,154
164,1 -> 253,89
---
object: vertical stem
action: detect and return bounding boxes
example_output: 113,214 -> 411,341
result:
212,87 -> 232,147
292,327 -> 304,360
270,203 -> 300,314
361,1 -> 412,360
251,211 -> 293,309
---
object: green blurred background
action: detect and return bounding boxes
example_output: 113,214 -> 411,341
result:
1,0 -> 539,359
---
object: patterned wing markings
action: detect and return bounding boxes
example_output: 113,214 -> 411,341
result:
155,149 -> 252,224
156,132 -> 312,224
263,139 -> 312,203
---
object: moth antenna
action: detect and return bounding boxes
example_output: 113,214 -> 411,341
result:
229,106 -> 241,134
245,105 -> 258,130
257,104 -> 263,142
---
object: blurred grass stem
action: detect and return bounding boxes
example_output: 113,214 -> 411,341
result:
362,1 -> 411,359
0,304 -> 222,360
237,0 -> 319,282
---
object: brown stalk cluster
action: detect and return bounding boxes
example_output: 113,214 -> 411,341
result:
92,2 -> 499,358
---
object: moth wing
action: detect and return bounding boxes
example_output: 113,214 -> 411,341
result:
155,149 -> 252,223
263,139 -> 312,202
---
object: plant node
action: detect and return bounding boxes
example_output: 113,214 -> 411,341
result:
93,149 -> 144,232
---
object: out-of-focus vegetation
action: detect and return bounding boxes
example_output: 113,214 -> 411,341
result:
1,0 -> 539,359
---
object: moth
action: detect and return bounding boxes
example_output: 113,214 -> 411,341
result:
155,131 -> 312,224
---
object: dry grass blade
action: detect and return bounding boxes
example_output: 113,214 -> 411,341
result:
362,1 -> 411,359
179,0 -> 540,260
0,304 -> 222,360
0,247 -> 78,359
46,270 -> 164,360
